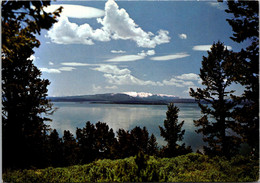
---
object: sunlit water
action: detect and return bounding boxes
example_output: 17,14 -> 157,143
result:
46,102 -> 205,151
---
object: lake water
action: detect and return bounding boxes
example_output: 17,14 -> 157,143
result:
47,102 -> 205,151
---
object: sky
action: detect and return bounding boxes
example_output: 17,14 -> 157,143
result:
33,0 -> 250,98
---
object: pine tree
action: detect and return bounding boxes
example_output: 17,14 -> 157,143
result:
76,121 -> 97,163
2,1 -> 62,169
225,0 -> 259,155
48,129 -> 63,167
159,103 -> 187,157
147,134 -> 159,156
95,122 -> 116,159
63,130 -> 78,166
190,42 -> 240,157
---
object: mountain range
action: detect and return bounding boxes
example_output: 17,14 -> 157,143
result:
49,92 -> 196,104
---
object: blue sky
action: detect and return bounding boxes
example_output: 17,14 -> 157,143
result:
33,0 -> 250,97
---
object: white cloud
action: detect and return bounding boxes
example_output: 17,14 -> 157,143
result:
49,61 -> 54,65
162,78 -> 194,87
40,66 -> 76,73
208,2 -> 226,10
27,55 -> 36,61
61,62 -> 99,66
46,0 -> 170,48
44,4 -> 105,19
106,55 -> 145,62
107,50 -> 155,62
59,67 -> 76,71
176,73 -> 199,81
105,85 -> 118,89
138,50 -> 155,56
93,84 -> 102,92
40,68 -> 61,74
193,45 -> 232,51
104,73 -> 162,86
91,65 -> 131,75
111,50 -> 126,54
179,33 -> 187,39
150,52 -> 190,61
46,16 -> 110,45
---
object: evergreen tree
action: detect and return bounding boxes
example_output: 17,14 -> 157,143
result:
63,130 -> 78,166
95,122 -> 117,159
190,42 -> 240,157
2,1 -> 62,169
76,121 -> 97,164
159,103 -> 189,157
225,0 -> 259,155
48,129 -> 63,167
116,129 -> 133,158
130,126 -> 150,155
147,134 -> 159,156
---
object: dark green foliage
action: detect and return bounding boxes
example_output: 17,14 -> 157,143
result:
63,130 -> 78,166
225,1 -> 258,43
190,42 -> 240,157
159,103 -> 192,157
47,129 -> 64,167
3,153 -> 259,182
76,122 -> 97,164
147,134 -> 159,156
2,1 -> 62,169
76,121 -> 117,164
225,0 -> 259,155
116,126 -> 157,159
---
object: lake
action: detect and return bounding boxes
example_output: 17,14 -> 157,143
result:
47,102 -> 205,151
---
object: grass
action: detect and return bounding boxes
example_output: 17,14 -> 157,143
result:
3,153 -> 259,182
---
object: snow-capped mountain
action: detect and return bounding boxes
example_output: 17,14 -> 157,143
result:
123,92 -> 177,98
49,92 -> 196,104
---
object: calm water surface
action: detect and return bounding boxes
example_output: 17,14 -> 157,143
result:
48,102 -> 205,151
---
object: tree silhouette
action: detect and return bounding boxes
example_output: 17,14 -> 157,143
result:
147,134 -> 159,156
2,1 -> 62,169
159,103 -> 190,157
190,42 -> 240,157
76,121 -> 97,164
95,122 -> 117,159
48,129 -> 64,167
225,0 -> 259,155
63,130 -> 78,166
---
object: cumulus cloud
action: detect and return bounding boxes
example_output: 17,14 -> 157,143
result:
93,84 -> 102,92
162,73 -> 202,88
44,4 -> 105,19
91,65 -> 131,75
46,0 -> 170,48
193,45 -> 232,51
176,73 -> 200,81
104,73 -> 162,86
150,52 -> 190,61
179,33 -> 187,39
46,16 -> 110,45
162,78 -> 194,87
138,50 -> 155,56
111,50 -> 126,54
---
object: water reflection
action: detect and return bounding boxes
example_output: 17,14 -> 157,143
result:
49,102 -> 205,151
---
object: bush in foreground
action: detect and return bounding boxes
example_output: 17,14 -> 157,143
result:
3,153 -> 259,182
